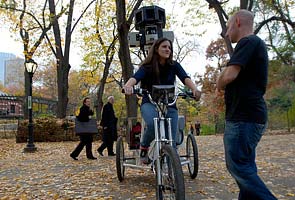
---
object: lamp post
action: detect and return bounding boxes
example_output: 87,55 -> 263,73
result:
23,60 -> 38,153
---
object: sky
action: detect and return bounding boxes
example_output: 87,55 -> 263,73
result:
0,27 -> 23,57
0,25 -> 84,72
0,1 -> 225,78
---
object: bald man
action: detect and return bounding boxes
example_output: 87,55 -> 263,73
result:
216,10 -> 277,200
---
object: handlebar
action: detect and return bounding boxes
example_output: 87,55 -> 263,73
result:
122,86 -> 194,107
167,91 -> 194,106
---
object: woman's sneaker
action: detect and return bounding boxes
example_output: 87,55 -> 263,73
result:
140,147 -> 151,164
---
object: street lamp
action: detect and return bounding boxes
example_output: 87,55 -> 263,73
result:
23,59 -> 38,153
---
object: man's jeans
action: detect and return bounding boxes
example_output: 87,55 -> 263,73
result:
224,121 -> 277,200
140,103 -> 178,148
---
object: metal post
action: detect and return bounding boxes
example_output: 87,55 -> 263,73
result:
24,72 -> 37,152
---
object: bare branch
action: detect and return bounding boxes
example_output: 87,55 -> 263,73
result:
254,16 -> 295,34
71,0 -> 96,34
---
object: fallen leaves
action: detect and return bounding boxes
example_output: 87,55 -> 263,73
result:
0,133 -> 294,199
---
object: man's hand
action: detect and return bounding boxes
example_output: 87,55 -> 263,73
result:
215,88 -> 224,97
216,65 -> 241,90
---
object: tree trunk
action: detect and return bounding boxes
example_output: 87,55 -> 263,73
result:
96,90 -> 104,121
48,0 -> 74,118
240,0 -> 250,9
96,61 -> 112,121
56,62 -> 70,118
115,0 -> 142,118
206,0 -> 233,56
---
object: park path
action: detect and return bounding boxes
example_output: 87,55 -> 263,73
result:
0,133 -> 294,200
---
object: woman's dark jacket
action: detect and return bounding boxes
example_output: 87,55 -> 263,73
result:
132,61 -> 190,107
77,104 -> 94,122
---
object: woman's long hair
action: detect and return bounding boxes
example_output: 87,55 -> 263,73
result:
140,38 -> 174,84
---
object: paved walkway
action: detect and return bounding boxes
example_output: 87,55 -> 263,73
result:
0,134 -> 294,199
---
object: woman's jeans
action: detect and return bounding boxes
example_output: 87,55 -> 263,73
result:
140,103 -> 178,148
224,121 -> 277,200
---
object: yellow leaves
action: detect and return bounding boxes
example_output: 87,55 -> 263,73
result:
197,190 -> 207,195
46,191 -> 60,199
53,194 -> 60,199
20,193 -> 28,200
286,193 -> 295,197
68,69 -> 100,111
133,191 -> 144,196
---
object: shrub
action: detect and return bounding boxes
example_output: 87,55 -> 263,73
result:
16,117 -> 78,143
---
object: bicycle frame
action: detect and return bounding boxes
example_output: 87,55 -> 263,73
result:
122,85 -> 192,169
140,85 -> 190,166
118,85 -> 193,199
153,116 -> 172,182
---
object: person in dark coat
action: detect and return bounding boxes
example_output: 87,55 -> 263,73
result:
195,121 -> 201,136
70,97 -> 97,160
97,96 -> 117,156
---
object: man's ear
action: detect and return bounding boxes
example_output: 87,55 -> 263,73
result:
236,17 -> 241,27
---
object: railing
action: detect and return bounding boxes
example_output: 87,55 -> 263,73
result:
0,119 -> 19,138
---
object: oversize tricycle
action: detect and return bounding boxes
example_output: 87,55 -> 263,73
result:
116,85 -> 199,200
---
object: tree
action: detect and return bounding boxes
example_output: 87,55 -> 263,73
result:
48,0 -> 96,118
206,38 -> 228,72
181,0 -> 294,132
254,0 -> 295,73
80,0 -> 151,120
0,0 -> 56,118
67,69 -> 98,115
181,0 -> 295,64
266,60 -> 295,131
33,60 -> 58,99
115,0 -> 143,118
79,0 -> 119,121
0,0 -> 97,118
203,0 -> 234,55
173,37 -> 200,64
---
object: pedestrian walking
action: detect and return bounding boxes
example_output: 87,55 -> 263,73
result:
195,121 -> 200,136
70,97 -> 97,160
97,96 -> 117,156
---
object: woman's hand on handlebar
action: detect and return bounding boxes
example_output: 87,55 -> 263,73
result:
123,78 -> 136,95
123,85 -> 134,95
184,78 -> 201,101
192,89 -> 201,101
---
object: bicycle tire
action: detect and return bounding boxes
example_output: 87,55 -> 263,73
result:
186,134 -> 199,179
116,136 -> 125,182
156,144 -> 185,200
